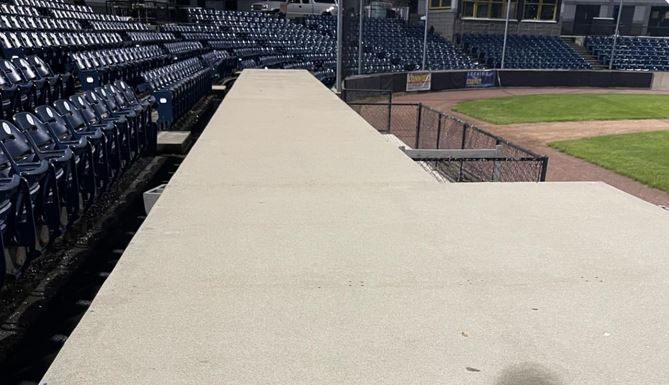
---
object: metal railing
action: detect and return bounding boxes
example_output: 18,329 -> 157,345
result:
347,100 -> 549,182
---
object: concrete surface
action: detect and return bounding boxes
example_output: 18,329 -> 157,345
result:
41,70 -> 669,385
156,131 -> 192,154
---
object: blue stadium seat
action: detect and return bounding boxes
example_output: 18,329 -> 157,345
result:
13,112 -> 81,223
0,119 -> 65,247
0,173 -> 37,289
18,109 -> 98,205
460,34 -> 590,70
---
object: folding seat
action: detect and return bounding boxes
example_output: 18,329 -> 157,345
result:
11,57 -> 51,105
0,172 -> 40,288
0,120 -> 66,247
28,55 -> 73,99
12,112 -> 82,219
0,69 -> 21,120
0,59 -> 35,111
91,87 -> 141,157
16,110 -> 97,205
68,94 -> 131,166
48,101 -> 114,181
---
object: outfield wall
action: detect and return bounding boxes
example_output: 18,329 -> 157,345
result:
344,69 -> 654,92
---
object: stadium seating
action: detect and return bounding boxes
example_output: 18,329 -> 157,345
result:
140,58 -> 212,129
304,15 -> 476,73
585,36 -> 669,71
460,34 -> 591,69
70,45 -> 169,90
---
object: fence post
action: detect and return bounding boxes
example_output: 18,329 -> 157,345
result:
492,138 -> 501,182
540,157 -> 549,181
415,104 -> 422,149
387,92 -> 393,132
435,114 -> 442,149
459,123 -> 468,182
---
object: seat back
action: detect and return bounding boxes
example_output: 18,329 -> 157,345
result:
14,112 -> 57,151
0,59 -> 27,85
34,105 -> 71,141
0,119 -> 35,162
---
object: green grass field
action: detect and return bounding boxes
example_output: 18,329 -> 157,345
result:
550,131 -> 669,193
452,94 -> 669,124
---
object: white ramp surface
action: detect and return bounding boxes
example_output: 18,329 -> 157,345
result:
42,70 -> 669,385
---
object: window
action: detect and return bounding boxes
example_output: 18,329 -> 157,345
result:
430,0 -> 451,9
314,0 -> 335,3
461,0 -> 515,18
522,0 -> 557,20
302,0 -> 310,3
648,6 -> 669,36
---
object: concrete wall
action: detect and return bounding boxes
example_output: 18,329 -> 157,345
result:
428,10 -> 457,40
651,72 -> 669,89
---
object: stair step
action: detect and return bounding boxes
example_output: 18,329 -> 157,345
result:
561,36 -> 606,70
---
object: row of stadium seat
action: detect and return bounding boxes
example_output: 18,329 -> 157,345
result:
0,80 -> 155,289
460,34 -> 591,69
140,57 -> 212,129
71,45 -> 169,90
586,36 -> 669,71
1,56 -> 74,119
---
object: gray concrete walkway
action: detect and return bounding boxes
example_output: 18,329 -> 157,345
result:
42,70 -> 669,385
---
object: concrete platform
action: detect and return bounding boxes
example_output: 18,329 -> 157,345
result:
41,70 -> 669,385
156,131 -> 192,154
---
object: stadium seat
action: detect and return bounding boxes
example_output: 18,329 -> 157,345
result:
18,109 -> 97,205
13,112 -> 82,222
0,173 -> 37,289
0,120 -> 66,247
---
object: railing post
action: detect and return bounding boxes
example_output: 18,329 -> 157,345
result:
387,92 -> 392,132
459,123 -> 468,182
415,104 -> 422,149
540,156 -> 549,181
492,138 -> 501,182
435,114 -> 442,149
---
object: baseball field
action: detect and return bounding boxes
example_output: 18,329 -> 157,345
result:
452,93 -> 669,124
395,89 -> 669,205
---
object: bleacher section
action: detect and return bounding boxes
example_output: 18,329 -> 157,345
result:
586,36 -> 669,71
305,15 -> 476,73
460,34 -> 591,69
0,0 -> 224,290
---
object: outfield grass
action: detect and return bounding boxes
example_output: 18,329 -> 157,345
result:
452,94 -> 669,124
550,131 -> 669,193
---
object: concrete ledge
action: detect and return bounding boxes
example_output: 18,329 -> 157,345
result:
157,131 -> 192,154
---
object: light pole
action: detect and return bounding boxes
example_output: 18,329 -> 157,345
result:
609,0 -> 624,70
358,0 -> 364,75
500,0 -> 512,69
336,2 -> 343,92
421,0 -> 429,69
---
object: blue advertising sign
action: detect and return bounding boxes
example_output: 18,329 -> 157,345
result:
465,70 -> 496,88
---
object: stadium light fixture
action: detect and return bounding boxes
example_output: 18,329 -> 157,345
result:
609,0 -> 624,70
500,0 -> 512,69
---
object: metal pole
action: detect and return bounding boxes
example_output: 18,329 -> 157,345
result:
358,0 -> 363,75
422,0 -> 429,70
500,0 -> 512,69
336,2 -> 343,92
609,0 -> 623,70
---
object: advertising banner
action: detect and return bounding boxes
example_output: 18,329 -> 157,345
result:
406,72 -> 432,92
465,70 -> 496,88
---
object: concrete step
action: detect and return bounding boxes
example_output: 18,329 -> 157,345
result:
561,36 -> 608,70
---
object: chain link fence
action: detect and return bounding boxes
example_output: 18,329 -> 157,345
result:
347,101 -> 548,182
